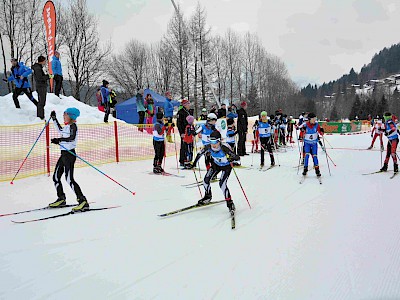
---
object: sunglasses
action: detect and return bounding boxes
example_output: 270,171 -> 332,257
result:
210,139 -> 220,144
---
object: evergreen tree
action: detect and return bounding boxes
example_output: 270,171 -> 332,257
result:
330,106 -> 339,121
377,94 -> 389,117
349,95 -> 361,120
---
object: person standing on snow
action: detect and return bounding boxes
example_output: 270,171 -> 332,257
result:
136,88 -> 146,131
187,130 -> 239,213
163,91 -> 175,142
152,112 -> 168,174
298,112 -> 324,177
52,50 -> 63,97
100,80 -> 111,123
198,108 -> 208,120
48,108 -> 89,212
196,113 -> 218,170
380,112 -> 399,173
258,111 -> 275,168
5,58 -> 38,109
368,118 -> 385,150
236,101 -> 248,156
177,99 -> 194,166
32,55 -> 53,120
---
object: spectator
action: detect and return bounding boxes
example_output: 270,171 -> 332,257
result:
52,50 -> 63,97
164,91 -> 175,142
96,88 -> 104,112
209,105 -> 218,115
177,98 -> 194,166
100,80 -> 111,123
32,55 -> 53,120
227,106 -> 238,120
236,101 -> 248,156
6,58 -> 38,109
198,108 -> 208,120
145,93 -> 155,134
217,103 -> 227,118
136,88 -> 145,131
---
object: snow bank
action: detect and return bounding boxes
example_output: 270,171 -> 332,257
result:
0,92 -> 115,125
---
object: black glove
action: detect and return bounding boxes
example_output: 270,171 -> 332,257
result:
384,132 -> 389,136
2,78 -> 7,83
171,123 -> 175,128
186,162 -> 194,169
50,110 -> 57,120
51,138 -> 60,144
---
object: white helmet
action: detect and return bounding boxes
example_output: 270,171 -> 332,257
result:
207,113 -> 217,120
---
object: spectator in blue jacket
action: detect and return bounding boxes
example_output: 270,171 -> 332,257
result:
51,51 -> 63,97
164,91 -> 175,142
101,80 -> 111,123
136,88 -> 146,132
5,58 -> 38,109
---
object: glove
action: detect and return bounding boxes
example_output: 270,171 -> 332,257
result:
171,123 -> 175,128
50,110 -> 57,120
186,162 -> 194,169
384,132 -> 388,136
49,74 -> 54,79
2,78 -> 7,82
51,138 -> 60,144
371,133 -> 373,138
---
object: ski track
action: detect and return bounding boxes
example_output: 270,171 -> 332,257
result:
2,133 -> 400,298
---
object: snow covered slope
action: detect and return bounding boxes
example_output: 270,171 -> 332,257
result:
1,133 -> 400,299
0,92 -> 114,125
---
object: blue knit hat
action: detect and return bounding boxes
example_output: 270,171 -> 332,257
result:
65,107 -> 80,120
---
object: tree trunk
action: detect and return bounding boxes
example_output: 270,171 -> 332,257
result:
0,33 -> 10,92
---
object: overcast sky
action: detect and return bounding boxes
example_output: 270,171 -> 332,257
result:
87,0 -> 400,87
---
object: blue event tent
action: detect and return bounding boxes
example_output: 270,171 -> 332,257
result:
115,89 -> 180,124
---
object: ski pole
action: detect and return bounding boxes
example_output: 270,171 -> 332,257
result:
322,136 -> 331,176
173,128 -> 179,173
10,118 -> 51,184
194,136 -> 202,179
192,167 -> 203,198
323,135 -> 334,149
59,144 -> 136,196
230,162 -> 251,209
324,149 -> 337,167
295,129 -> 303,175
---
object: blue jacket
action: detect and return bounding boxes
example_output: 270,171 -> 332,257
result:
136,93 -> 146,112
227,112 -> 238,119
164,98 -> 174,118
100,86 -> 110,104
51,56 -> 62,76
8,62 -> 32,88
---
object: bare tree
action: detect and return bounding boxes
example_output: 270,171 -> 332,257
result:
58,0 -> 111,103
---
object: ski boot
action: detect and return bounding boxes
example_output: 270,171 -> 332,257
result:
380,163 -> 388,172
49,196 -> 66,208
302,167 -> 308,176
72,196 -> 89,212
367,145 -> 373,150
315,166 -> 321,177
226,199 -> 235,212
394,163 -> 398,173
260,163 -> 264,168
198,192 -> 212,205
271,161 -> 275,167
153,166 -> 162,174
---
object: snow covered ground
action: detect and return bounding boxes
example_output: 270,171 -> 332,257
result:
1,132 -> 400,299
0,92 -> 115,125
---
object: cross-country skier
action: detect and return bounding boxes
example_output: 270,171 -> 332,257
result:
49,108 -> 89,212
368,118 -> 385,150
188,130 -> 239,212
298,112 -> 324,177
258,111 -> 275,167
153,112 -> 168,174
195,113 -> 218,170
226,118 -> 240,166
287,115 -> 295,143
380,112 -> 399,173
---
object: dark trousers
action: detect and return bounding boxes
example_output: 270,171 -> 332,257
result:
260,137 -> 274,165
153,140 -> 165,166
53,150 -> 84,199
104,102 -> 111,123
12,87 -> 37,109
237,131 -> 247,155
203,164 -> 232,199
184,141 -> 194,163
179,137 -> 186,164
54,74 -> 63,97
36,85 -> 47,119
138,111 -> 145,130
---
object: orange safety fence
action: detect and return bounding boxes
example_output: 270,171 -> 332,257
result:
0,121 -> 180,182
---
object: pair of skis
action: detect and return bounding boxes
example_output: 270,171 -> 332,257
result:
2,203 -> 120,224
158,200 -> 235,230
362,170 -> 398,179
299,175 -> 322,185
